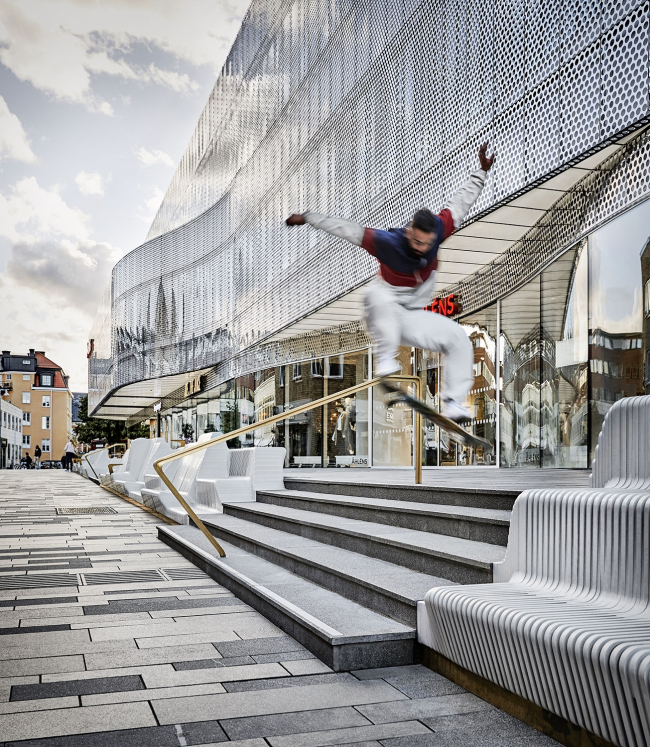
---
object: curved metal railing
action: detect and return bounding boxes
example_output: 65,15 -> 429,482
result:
153,376 -> 423,557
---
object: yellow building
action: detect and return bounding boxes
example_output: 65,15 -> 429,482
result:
1,350 -> 73,463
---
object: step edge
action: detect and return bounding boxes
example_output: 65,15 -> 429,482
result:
212,509 -> 500,570
157,525 -> 415,645
199,517 -> 469,603
283,477 -> 521,497
252,493 -> 512,525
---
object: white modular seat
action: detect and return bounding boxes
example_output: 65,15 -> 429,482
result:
80,449 -> 117,480
141,433 -> 230,523
100,440 -> 150,487
99,447 -> 129,481
109,439 -> 156,495
418,395 -> 650,747
122,439 -> 173,502
195,446 -> 286,509
591,395 -> 650,490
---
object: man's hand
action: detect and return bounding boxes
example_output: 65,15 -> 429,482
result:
285,213 -> 306,226
478,142 -> 495,172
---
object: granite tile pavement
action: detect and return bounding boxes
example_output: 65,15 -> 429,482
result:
0,471 -> 559,746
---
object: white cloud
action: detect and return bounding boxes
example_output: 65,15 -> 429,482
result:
0,0 -> 249,112
136,147 -> 175,167
0,95 -> 36,162
75,170 -> 106,196
0,177 -> 90,244
5,238 -> 120,316
140,186 -> 165,223
0,177 -> 121,391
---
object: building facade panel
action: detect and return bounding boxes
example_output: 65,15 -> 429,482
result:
90,1 -> 650,469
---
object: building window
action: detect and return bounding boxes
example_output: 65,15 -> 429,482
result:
22,412 -> 30,424
22,360 -> 30,365
23,374 -> 30,381
41,439 -> 51,452
40,374 -> 53,386
645,279 -> 650,318
42,416 -> 50,429
42,395 -> 51,407
5,374 -> 10,380
278,366 -> 285,387
292,363 -> 302,381
22,435 -> 30,447
22,392 -> 30,404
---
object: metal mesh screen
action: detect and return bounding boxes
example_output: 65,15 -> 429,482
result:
90,0 -> 650,414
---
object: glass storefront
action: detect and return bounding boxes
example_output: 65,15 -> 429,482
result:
157,199 -> 649,470
588,199 -> 647,462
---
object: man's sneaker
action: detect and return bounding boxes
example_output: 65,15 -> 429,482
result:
376,358 -> 401,378
443,401 -> 472,422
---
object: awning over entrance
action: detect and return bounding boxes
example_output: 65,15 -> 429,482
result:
90,368 -> 212,420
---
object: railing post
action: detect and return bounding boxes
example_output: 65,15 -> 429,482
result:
414,379 -> 422,485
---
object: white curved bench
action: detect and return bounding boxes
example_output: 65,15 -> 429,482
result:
100,439 -> 151,488
140,433 -> 229,523
418,395 -> 650,747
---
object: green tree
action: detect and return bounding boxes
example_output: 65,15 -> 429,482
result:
75,396 -> 150,445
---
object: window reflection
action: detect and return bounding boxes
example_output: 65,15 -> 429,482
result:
500,276 -> 541,467
589,199 -> 648,461
541,244 -> 588,467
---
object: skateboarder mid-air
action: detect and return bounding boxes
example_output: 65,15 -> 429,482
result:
286,143 -> 496,422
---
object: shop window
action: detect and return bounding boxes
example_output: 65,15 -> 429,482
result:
589,198 -> 647,462
22,392 -> 30,404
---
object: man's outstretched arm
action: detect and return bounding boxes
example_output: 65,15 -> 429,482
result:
286,212 -> 364,246
440,142 -> 496,239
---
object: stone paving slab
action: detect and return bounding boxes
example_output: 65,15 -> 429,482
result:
0,472 -> 559,746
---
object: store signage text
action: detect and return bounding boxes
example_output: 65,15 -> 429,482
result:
424,294 -> 460,317
184,375 -> 205,398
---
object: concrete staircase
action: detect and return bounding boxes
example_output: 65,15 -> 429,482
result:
158,475 -> 515,671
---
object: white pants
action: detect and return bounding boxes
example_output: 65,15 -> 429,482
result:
364,280 -> 474,405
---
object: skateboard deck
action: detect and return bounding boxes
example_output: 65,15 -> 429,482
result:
380,378 -> 493,453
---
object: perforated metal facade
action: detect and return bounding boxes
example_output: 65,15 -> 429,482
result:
89,0 -> 650,417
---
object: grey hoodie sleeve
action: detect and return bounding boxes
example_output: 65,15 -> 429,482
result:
445,168 -> 487,229
303,212 -> 365,246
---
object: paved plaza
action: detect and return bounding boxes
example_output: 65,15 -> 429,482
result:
0,471 -> 560,746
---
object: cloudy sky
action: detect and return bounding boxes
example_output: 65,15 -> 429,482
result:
0,0 -> 250,391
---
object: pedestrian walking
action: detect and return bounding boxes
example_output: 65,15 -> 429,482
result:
34,444 -> 41,469
63,440 -> 76,472
286,143 -> 495,421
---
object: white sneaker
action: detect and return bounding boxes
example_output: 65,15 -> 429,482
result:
443,401 -> 472,422
376,358 -> 401,378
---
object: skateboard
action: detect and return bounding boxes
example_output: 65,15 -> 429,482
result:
379,378 -> 493,453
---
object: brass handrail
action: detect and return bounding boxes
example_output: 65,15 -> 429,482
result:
153,376 -> 422,557
81,442 -> 127,480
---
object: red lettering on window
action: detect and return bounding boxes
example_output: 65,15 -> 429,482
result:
424,294 -> 461,317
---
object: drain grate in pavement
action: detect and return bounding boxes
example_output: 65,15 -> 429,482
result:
56,507 -> 117,515
164,567 -> 209,580
82,569 -> 166,585
0,573 -> 80,590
